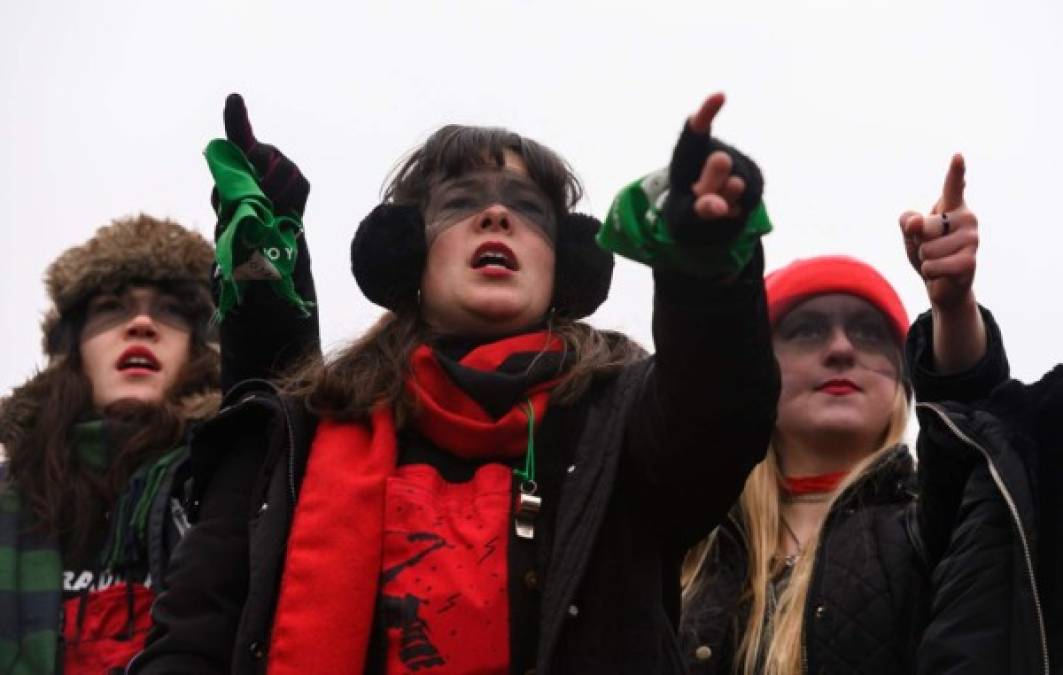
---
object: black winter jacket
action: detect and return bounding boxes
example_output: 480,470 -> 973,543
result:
680,306 -> 1049,675
131,261 -> 780,675
680,447 -> 933,675
906,307 -> 1057,674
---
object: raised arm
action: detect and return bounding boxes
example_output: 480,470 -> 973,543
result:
899,155 -> 1009,403
601,93 -> 780,549
210,94 -> 321,391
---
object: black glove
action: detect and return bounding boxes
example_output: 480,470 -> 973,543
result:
211,93 -> 310,220
662,122 -> 764,246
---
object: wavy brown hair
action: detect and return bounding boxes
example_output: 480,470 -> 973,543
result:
3,282 -> 219,560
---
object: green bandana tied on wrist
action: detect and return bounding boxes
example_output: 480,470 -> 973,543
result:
598,167 -> 773,278
204,139 -> 313,320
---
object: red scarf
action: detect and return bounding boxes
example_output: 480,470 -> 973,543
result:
782,470 -> 848,495
267,332 -> 563,675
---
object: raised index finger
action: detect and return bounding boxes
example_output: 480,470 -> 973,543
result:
689,92 -> 726,134
223,93 -> 257,152
940,153 -> 966,212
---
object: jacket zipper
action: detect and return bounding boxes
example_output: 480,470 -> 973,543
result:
918,402 -> 1050,675
213,379 -> 298,509
277,395 -> 299,508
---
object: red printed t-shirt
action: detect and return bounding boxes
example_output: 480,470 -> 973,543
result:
380,462 -> 512,674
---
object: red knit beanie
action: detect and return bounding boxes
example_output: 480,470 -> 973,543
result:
765,255 -> 909,344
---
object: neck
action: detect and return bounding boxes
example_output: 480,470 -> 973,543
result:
431,321 -> 548,358
779,499 -> 831,558
774,432 -> 878,478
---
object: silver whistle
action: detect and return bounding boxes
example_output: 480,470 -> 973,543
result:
515,482 -> 541,540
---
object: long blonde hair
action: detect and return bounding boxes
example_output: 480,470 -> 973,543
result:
682,385 -> 910,675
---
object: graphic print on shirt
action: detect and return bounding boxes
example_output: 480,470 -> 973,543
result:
381,463 -> 512,673
381,532 -> 449,669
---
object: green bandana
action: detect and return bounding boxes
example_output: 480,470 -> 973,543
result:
598,167 -> 773,278
204,139 -> 313,321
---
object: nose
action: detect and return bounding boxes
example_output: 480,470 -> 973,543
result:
477,204 -> 512,232
125,311 -> 159,340
822,325 -> 856,367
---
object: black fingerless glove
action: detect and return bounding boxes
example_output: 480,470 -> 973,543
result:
662,122 -> 764,245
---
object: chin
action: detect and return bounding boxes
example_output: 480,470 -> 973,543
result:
807,415 -> 890,443
467,296 -> 544,328
97,386 -> 166,409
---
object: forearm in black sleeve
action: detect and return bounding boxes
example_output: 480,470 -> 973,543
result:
627,245 -> 780,548
906,304 -> 1009,405
217,229 -> 321,392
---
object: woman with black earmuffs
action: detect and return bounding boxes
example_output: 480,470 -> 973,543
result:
132,91 -> 780,675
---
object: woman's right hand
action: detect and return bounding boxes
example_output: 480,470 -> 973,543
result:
898,154 -> 979,311
898,155 -> 986,373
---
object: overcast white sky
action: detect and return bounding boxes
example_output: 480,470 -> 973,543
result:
3,0 -> 1061,398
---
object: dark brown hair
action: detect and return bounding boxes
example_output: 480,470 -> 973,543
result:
4,288 -> 219,560
383,124 -> 584,218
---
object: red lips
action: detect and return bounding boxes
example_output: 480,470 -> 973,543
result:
116,346 -> 161,373
471,241 -> 519,275
818,379 -> 861,396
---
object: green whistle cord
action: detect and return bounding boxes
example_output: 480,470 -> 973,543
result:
204,139 -> 313,321
514,399 -> 537,486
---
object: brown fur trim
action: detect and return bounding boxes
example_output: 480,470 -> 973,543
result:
45,214 -> 213,315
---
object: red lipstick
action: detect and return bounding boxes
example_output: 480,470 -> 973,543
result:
818,379 -> 860,396
470,241 -> 519,276
116,346 -> 161,375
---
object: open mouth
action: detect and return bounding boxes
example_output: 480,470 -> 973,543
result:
471,241 -> 519,271
116,346 -> 161,372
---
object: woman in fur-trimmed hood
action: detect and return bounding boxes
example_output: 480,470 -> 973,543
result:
0,214 -> 220,675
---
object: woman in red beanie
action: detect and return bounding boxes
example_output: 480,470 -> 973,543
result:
680,154 -> 1047,674
680,253 -> 924,675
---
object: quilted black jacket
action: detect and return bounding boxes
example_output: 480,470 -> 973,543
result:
679,446 -> 932,674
